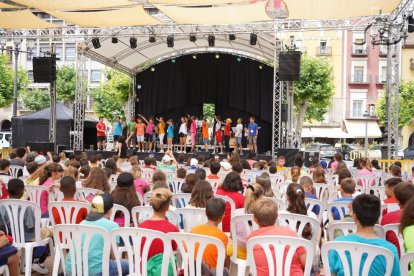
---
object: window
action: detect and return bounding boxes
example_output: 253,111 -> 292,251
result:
28,70 -> 33,81
39,46 -> 49,55
352,99 -> 363,118
65,46 -> 75,61
55,47 -> 63,59
353,66 -> 364,82
380,66 -> 387,83
354,38 -> 365,53
320,41 -> 327,53
6,46 -> 12,64
90,70 -> 101,83
296,40 -> 303,51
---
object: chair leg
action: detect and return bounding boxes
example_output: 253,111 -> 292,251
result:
52,249 -> 61,276
237,263 -> 246,276
24,244 -> 34,276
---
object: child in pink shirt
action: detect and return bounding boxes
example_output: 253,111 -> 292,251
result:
131,165 -> 150,196
39,163 -> 64,217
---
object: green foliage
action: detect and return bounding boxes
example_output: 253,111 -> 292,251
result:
0,55 -> 29,108
56,65 -> 76,103
91,68 -> 131,120
375,80 -> 414,127
294,55 -> 335,122
21,89 -> 50,111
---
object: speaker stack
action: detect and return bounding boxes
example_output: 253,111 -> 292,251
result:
278,51 -> 302,81
32,57 -> 56,83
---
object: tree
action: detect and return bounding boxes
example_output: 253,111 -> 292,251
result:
375,80 -> 414,127
91,68 -> 131,120
56,65 -> 76,103
20,88 -> 50,111
0,55 -> 29,108
293,55 -> 335,142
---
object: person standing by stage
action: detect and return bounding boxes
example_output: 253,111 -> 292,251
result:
127,117 -> 137,150
188,115 -> 197,153
156,117 -> 166,153
116,135 -> 128,162
112,116 -> 122,150
235,118 -> 243,155
96,117 -> 106,151
167,119 -> 174,152
247,116 -> 258,153
224,118 -> 232,153
202,119 -> 210,152
179,117 -> 188,153
135,117 -> 146,152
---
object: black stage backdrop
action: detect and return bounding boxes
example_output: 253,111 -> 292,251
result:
135,53 -> 274,153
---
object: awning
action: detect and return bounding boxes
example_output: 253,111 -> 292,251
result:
0,3 -> 20,8
0,10 -> 59,29
344,120 -> 382,138
148,0 -> 248,4
301,127 -> 352,139
11,0 -> 134,11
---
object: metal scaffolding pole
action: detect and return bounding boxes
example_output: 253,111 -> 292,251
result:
127,77 -> 136,120
73,43 -> 88,151
49,44 -> 57,150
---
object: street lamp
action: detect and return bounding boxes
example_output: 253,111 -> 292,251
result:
363,111 -> 370,158
12,37 -> 22,118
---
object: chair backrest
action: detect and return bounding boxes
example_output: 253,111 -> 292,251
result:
246,235 -> 314,276
111,227 -> 175,276
75,188 -> 103,201
271,188 -> 282,199
172,193 -> 192,208
400,252 -> 414,276
131,206 -> 178,227
313,183 -> 334,202
277,212 -> 320,247
230,214 -> 259,260
321,241 -> 394,276
8,165 -> 23,178
168,178 -> 185,194
214,195 -> 236,220
269,174 -> 285,184
326,222 -> 385,241
304,198 -> 323,222
175,208 -> 207,232
382,223 -> 405,255
136,192 -> 144,206
0,175 -> 12,186
366,186 -> 386,201
143,192 -> 152,206
169,232 -> 226,276
327,201 -> 351,222
206,179 -> 220,193
270,182 -> 290,195
0,199 -> 43,244
264,197 -> 285,211
357,175 -> 379,187
110,204 -> 131,227
24,185 -> 49,205
53,224 -> 111,276
48,201 -> 91,226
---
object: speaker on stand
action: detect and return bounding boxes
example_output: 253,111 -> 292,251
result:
278,51 -> 302,81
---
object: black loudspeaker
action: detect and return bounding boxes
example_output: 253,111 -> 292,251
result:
26,142 -> 55,154
281,104 -> 288,122
304,151 -> 320,168
32,57 -> 56,83
409,15 -> 414,33
276,148 -> 299,167
278,51 -> 301,81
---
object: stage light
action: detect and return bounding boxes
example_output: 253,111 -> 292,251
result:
151,67 -> 155,72
129,37 -> 137,49
236,57 -> 241,62
167,35 -> 174,47
229,34 -> 236,41
91,37 -> 101,49
192,54 -> 197,59
111,37 -> 118,44
208,35 -> 215,47
250,33 -> 257,45
189,34 -> 197,42
215,54 -> 220,59
171,59 -> 176,63
149,35 -> 156,43
259,64 -> 263,69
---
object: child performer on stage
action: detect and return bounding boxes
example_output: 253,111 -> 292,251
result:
213,116 -> 223,154
224,118 -> 232,153
96,117 -> 106,151
247,116 -> 259,153
178,117 -> 188,153
156,117 -> 166,153
112,116 -> 122,150
138,115 -> 156,152
235,118 -> 243,155
126,117 -> 137,150
167,119 -> 174,152
202,119 -> 209,152
188,115 -> 198,153
135,117 -> 146,152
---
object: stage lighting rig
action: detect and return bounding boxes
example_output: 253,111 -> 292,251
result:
208,35 -> 215,47
189,34 -> 197,42
250,33 -> 257,45
91,37 -> 101,49
130,37 -> 137,49
149,35 -> 156,43
229,34 -> 236,41
167,35 -> 174,47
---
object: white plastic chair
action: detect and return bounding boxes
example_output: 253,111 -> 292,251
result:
400,252 -> 414,276
168,178 -> 185,194
326,222 -> 385,241
143,191 -> 152,205
269,174 -> 285,184
327,201 -> 351,222
0,175 -> 12,186
357,175 -> 379,188
111,227 -> 176,276
24,185 -> 49,205
0,265 -> 9,276
0,199 -> 51,276
313,183 -> 335,202
169,232 -> 226,276
136,192 -> 144,206
8,165 -> 23,178
229,214 -> 259,276
214,194 -> 236,220
53,224 -> 111,276
321,241 -> 394,276
131,206 -> 178,226
206,179 -> 220,193
277,212 -> 320,248
366,186 -> 387,201
172,193 -> 192,208
264,197 -> 285,211
246,235 -> 314,276
110,204 -> 131,227
382,223 -> 405,255
271,182 -> 290,195
75,187 -> 103,201
175,208 -> 207,232
48,201 -> 90,226
305,198 -> 323,222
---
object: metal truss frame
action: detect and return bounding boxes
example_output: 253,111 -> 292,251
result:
73,43 -> 88,151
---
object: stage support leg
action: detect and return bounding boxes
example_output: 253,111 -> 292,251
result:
49,44 -> 57,151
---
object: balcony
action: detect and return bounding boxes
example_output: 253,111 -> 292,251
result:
352,48 -> 368,56
316,46 -> 332,56
379,48 -> 388,57
376,75 -> 387,85
348,74 -> 371,84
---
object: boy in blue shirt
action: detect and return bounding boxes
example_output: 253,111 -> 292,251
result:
328,194 -> 400,276
112,116 -> 122,150
247,116 -> 258,153
166,119 -> 174,152
331,178 -> 355,220
66,194 -> 129,275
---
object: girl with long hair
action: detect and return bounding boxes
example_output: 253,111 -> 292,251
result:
181,173 -> 199,193
255,176 -> 274,197
83,167 -> 110,193
189,180 -> 214,208
105,158 -> 122,175
356,157 -> 376,186
131,165 -> 150,196
312,166 -> 326,184
290,166 -> 301,183
39,163 -> 64,217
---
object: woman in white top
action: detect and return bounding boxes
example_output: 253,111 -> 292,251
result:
178,117 -> 188,153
